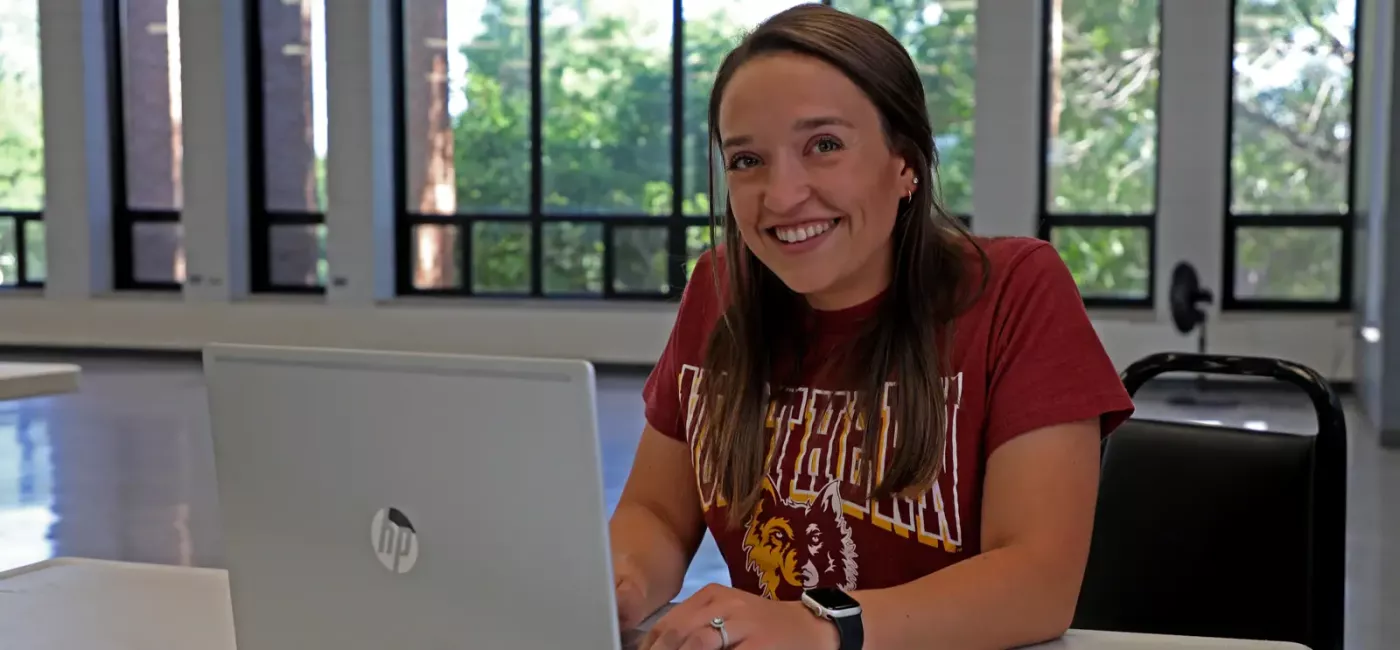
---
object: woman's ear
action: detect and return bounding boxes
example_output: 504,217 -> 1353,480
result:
894,155 -> 913,181
897,163 -> 918,197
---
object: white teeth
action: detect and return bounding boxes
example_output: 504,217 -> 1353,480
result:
775,220 -> 835,244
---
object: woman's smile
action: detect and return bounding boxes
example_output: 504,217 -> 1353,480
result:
768,217 -> 843,254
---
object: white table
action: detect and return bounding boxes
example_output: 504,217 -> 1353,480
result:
0,558 -> 1309,650
0,363 -> 80,401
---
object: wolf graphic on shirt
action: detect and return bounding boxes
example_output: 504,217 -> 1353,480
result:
682,364 -> 969,598
741,476 -> 858,601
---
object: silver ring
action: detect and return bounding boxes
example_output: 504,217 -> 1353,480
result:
710,616 -> 729,648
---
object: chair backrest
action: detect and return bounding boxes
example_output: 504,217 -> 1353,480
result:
1072,353 -> 1346,650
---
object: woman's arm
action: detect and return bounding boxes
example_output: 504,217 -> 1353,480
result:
850,417 -> 1102,650
610,424 -> 709,627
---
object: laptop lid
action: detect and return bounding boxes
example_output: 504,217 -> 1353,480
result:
204,344 -> 620,650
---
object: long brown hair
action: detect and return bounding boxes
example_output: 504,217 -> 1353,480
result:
698,3 -> 987,528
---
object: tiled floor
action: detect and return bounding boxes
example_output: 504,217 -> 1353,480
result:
0,353 -> 1394,648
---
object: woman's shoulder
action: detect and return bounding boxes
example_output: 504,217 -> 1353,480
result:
960,234 -> 1061,274
667,246 -> 729,341
954,234 -> 1083,318
683,245 -> 728,306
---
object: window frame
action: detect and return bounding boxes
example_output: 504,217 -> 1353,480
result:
1035,0 -> 1162,310
1220,0 -> 1360,312
394,0 -> 915,300
106,0 -> 183,292
0,211 -> 44,289
245,0 -> 328,295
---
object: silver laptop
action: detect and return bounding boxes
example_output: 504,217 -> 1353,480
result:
204,343 -> 641,650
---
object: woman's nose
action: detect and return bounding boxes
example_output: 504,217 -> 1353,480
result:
761,160 -> 813,215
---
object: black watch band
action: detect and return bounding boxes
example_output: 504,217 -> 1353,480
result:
830,613 -> 864,650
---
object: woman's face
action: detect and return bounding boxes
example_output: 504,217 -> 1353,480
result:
717,51 -> 915,310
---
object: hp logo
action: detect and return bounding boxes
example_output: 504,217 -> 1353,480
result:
370,507 -> 419,574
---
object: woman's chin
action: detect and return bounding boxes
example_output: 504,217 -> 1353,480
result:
773,270 -> 840,303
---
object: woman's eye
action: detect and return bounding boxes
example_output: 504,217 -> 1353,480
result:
727,154 -> 760,170
812,136 -> 843,154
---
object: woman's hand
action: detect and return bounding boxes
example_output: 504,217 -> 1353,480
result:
638,584 -> 839,650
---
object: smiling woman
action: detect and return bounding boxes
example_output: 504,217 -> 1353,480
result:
608,5 -> 1134,650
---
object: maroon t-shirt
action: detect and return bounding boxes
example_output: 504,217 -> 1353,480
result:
642,235 -> 1135,601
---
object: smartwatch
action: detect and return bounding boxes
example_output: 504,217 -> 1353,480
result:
800,587 -> 864,650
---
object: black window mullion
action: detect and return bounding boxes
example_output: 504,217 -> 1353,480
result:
1339,215 -> 1355,309
460,217 -> 474,296
246,0 -> 272,294
113,210 -> 135,290
528,0 -> 544,298
1034,0 -> 1053,245
667,0 -> 687,299
1221,218 -> 1239,309
12,215 -> 29,287
602,221 -> 618,298
1226,213 -> 1350,228
390,0 -> 413,296
1043,214 -> 1155,228
250,221 -> 272,292
106,0 -> 136,291
262,211 -> 325,226
1334,0 -> 1361,312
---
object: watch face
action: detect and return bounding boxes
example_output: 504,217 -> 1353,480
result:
805,587 -> 861,612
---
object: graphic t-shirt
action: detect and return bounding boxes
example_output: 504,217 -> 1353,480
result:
642,236 -> 1135,601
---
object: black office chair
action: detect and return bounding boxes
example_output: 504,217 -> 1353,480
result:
1073,352 -> 1347,650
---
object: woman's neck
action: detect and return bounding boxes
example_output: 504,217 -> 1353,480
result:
804,245 -> 893,312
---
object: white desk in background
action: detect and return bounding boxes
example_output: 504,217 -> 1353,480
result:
0,558 -> 1309,650
0,363 -> 80,401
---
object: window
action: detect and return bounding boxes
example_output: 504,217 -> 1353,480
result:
113,0 -> 186,289
398,0 -> 834,298
838,0 -> 976,219
0,0 -> 46,287
1225,0 -> 1356,308
1039,0 -> 1160,305
248,0 -> 329,293
399,0 -> 533,294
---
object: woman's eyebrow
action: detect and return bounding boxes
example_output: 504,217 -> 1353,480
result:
720,115 -> 854,150
792,116 -> 854,131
